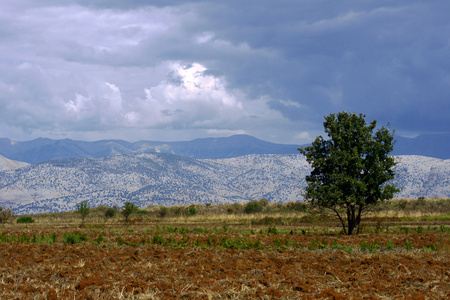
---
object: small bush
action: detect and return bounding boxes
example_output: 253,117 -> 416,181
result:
16,216 -> 34,224
244,200 -> 263,214
386,240 -> 395,250
186,205 -> 197,216
259,198 -> 269,207
159,206 -> 168,218
286,202 -> 308,212
63,233 -> 89,245
405,240 -> 413,251
152,234 -> 165,245
105,207 -> 117,219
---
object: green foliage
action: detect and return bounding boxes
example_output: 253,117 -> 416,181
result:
63,233 -> 89,245
152,234 -> 164,245
159,206 -> 168,218
299,112 -> 399,235
244,200 -> 263,214
259,198 -> 269,207
405,240 -> 413,251
185,205 -> 198,216
96,235 -> 106,244
104,207 -> 117,219
76,201 -> 90,223
359,240 -> 380,253
386,240 -> 395,250
121,202 -> 138,222
267,226 -> 279,234
16,216 -> 34,224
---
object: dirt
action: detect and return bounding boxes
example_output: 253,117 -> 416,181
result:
0,238 -> 448,299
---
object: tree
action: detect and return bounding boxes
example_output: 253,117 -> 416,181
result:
0,207 -> 13,224
298,112 -> 399,235
121,202 -> 138,223
76,200 -> 90,223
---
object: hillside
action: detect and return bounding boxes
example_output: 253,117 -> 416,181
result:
0,153 -> 447,214
0,154 -> 29,171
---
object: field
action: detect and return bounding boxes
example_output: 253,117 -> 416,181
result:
0,198 -> 449,299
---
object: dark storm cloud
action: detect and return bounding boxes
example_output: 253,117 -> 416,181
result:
0,0 -> 448,143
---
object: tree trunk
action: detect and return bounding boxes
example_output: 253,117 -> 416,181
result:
347,206 -> 357,235
355,205 -> 363,234
333,208 -> 347,235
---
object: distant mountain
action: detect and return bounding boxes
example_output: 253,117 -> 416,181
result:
392,134 -> 450,159
0,133 -> 448,164
0,153 -> 447,214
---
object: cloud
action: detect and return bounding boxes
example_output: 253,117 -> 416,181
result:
0,0 -> 449,144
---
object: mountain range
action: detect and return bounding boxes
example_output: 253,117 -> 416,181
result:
0,133 -> 449,164
0,152 -> 448,215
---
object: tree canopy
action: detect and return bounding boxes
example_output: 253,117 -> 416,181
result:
299,112 -> 399,235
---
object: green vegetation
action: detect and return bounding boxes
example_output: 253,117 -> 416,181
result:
16,216 -> 34,223
104,207 -> 117,219
63,232 -> 89,245
121,202 -> 138,223
299,112 -> 398,235
75,200 -> 90,223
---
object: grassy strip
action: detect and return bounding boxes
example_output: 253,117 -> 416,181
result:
0,231 -> 445,253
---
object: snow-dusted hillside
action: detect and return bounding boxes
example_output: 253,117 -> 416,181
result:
0,154 -> 447,214
0,155 -> 28,171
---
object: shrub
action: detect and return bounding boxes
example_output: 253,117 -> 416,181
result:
259,198 -> 269,207
63,233 -> 89,245
170,206 -> 184,216
186,205 -> 198,216
286,202 -> 308,212
244,200 -> 263,214
105,207 -> 117,219
159,206 -> 168,218
398,199 -> 408,210
16,216 -> 34,224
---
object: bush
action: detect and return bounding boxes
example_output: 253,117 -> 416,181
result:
244,200 -> 263,214
63,233 -> 89,245
186,205 -> 198,216
259,198 -> 269,207
105,207 -> 117,219
159,206 -> 168,218
16,216 -> 34,224
286,202 -> 308,212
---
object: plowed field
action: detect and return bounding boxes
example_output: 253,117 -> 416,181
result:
0,225 -> 448,299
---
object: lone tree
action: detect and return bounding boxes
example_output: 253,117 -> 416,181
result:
76,200 -> 90,224
121,202 -> 138,223
299,112 -> 399,235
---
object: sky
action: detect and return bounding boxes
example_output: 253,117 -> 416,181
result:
0,0 -> 449,144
